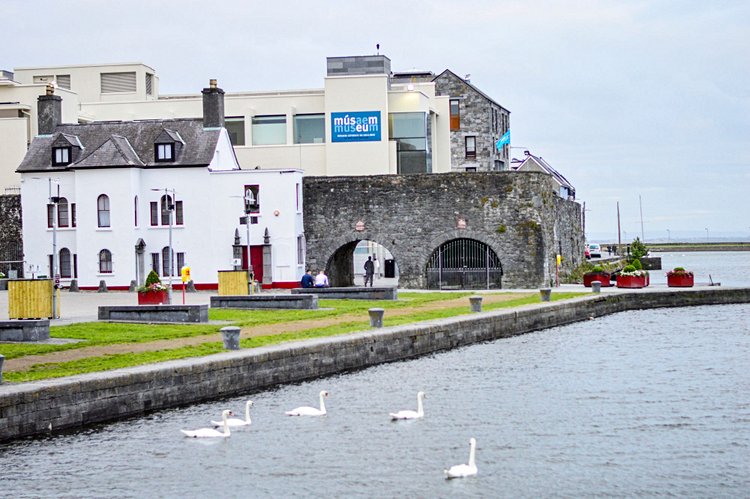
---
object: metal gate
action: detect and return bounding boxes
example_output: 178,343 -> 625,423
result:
426,238 -> 503,290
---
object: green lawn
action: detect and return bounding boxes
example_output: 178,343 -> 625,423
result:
1,291 -> 583,382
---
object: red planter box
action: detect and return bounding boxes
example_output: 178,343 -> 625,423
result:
583,273 -> 612,287
667,273 -> 694,287
616,275 -> 648,288
137,290 -> 168,305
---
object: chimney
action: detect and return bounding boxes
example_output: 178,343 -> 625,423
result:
201,79 -> 225,129
524,150 -> 530,156
37,83 -> 62,135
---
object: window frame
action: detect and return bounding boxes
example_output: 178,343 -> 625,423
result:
465,136 -> 477,159
97,194 -> 111,228
98,249 -> 113,274
59,247 -> 72,278
450,99 -> 460,130
155,143 -> 175,162
57,197 -> 69,228
52,147 -> 72,166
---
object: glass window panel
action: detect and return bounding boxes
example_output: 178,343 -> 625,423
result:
58,198 -> 69,227
398,151 -> 428,174
397,138 -> 426,151
293,114 -> 325,144
252,115 -> 287,145
389,113 -> 426,139
225,117 -> 246,146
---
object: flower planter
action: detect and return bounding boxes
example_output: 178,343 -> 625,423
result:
583,272 -> 612,287
667,273 -> 694,287
137,290 -> 168,305
616,275 -> 647,289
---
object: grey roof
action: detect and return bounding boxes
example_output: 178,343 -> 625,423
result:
18,118 -> 221,173
432,69 -> 510,113
513,152 -> 575,191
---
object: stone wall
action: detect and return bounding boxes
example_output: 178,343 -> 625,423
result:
1,288 -> 748,443
0,194 -> 23,277
303,172 -> 583,289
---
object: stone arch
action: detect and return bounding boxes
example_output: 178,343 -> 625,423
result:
425,237 -> 504,289
321,233 -> 401,287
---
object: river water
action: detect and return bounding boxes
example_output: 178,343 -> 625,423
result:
1,253 -> 749,498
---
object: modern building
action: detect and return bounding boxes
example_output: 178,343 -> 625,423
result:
511,150 -> 576,200
17,82 -> 305,290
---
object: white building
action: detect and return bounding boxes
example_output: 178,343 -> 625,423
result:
17,82 -> 304,290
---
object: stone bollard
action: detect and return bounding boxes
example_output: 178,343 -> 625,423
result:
368,308 -> 385,328
539,288 -> 552,302
186,280 -> 197,293
68,279 -> 79,292
0,353 -> 4,384
591,281 -> 602,293
220,326 -> 241,350
469,296 -> 483,313
129,280 -> 137,292
98,280 -> 108,293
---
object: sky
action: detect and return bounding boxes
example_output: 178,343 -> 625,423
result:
3,0 -> 749,242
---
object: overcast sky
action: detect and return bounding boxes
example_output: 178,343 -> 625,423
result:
4,0 -> 748,241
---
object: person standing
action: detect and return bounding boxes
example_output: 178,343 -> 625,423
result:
373,255 -> 381,278
363,256 -> 375,287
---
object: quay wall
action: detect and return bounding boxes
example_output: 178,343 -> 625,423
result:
1,288 -> 749,442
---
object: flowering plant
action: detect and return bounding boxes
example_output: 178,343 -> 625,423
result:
619,264 -> 648,277
137,270 -> 168,293
666,267 -> 693,277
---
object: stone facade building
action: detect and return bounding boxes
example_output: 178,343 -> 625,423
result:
303,172 -> 583,289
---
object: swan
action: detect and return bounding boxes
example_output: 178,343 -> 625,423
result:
285,390 -> 329,416
389,391 -> 426,420
181,410 -> 234,438
444,438 -> 478,479
212,400 -> 253,427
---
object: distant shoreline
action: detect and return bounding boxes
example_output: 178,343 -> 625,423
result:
600,242 -> 750,252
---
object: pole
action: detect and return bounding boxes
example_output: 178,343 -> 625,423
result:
617,202 -> 622,255
167,188 -> 173,305
49,179 -> 58,319
639,194 -> 645,241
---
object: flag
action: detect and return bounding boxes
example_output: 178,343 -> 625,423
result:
496,130 -> 510,151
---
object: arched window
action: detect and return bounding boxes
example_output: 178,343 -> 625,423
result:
59,248 -> 72,278
160,195 -> 172,226
58,197 -> 69,228
97,194 -> 110,228
161,246 -> 173,276
99,249 -> 112,273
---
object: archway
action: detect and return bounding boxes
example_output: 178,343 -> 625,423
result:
425,238 -> 503,289
325,239 -> 399,287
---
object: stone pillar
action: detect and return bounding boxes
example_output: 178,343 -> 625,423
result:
98,280 -> 108,293
129,280 -> 137,292
221,326 -> 241,350
68,279 -> 79,292
469,296 -> 483,312
591,281 -> 602,293
0,353 -> 4,384
368,308 -> 384,328
539,288 -> 551,302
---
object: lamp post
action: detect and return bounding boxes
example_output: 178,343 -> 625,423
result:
243,189 -> 256,293
48,179 -> 60,318
152,188 -> 175,304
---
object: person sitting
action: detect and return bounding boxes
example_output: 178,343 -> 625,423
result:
300,270 -> 314,288
314,270 -> 329,288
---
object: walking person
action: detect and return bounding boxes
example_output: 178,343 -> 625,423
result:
363,256 -> 375,287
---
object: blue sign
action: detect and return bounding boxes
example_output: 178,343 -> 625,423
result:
331,111 -> 381,142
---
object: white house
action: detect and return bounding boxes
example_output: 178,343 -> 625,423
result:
511,150 -> 576,200
17,81 -> 304,290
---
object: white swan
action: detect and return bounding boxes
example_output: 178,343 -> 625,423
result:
181,409 -> 234,438
444,438 -> 478,478
212,400 -> 253,427
285,390 -> 329,416
389,391 -> 426,420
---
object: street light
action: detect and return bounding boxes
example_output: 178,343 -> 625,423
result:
243,188 -> 256,293
32,176 -> 60,318
705,227 -> 709,243
152,188 -> 175,304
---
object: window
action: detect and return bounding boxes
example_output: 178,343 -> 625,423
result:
244,185 -> 260,214
99,249 -> 112,273
160,195 -> 172,225
59,248 -> 72,278
58,197 -> 69,227
101,71 -> 137,93
297,235 -> 305,265
225,117 -> 246,146
158,195 -> 183,226
450,99 -> 460,130
145,73 -> 154,95
155,143 -> 174,162
47,204 -> 54,228
56,75 -> 71,90
389,112 -> 430,174
53,147 -> 71,166
71,203 -> 76,227
162,247 -> 173,277
176,252 -> 185,274
97,194 -> 110,227
175,200 -> 183,225
151,253 -> 160,275
150,202 -> 158,226
252,115 -> 286,145
134,196 -> 138,227
293,114 -> 325,144
465,136 -> 477,159
296,183 -> 301,212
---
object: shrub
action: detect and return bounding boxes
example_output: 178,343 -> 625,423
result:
145,270 -> 161,286
673,267 -> 685,272
622,264 -> 636,273
631,259 -> 643,270
630,237 -> 648,260
591,265 -> 605,273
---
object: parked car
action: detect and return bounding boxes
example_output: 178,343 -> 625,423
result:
588,243 -> 602,258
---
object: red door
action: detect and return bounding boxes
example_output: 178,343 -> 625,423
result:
242,246 -> 264,283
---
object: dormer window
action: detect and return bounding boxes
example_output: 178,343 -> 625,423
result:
53,147 -> 71,166
155,143 -> 174,162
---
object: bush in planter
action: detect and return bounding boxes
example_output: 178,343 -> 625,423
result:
139,270 -> 167,293
617,263 -> 649,288
666,267 -> 694,287
583,265 -> 612,287
137,270 -> 169,304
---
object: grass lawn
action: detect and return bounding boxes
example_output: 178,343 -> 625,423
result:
1,291 -> 583,382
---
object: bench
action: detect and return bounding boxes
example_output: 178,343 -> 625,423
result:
97,305 -> 209,323
0,319 -> 50,341
210,294 -> 318,310
291,286 -> 397,300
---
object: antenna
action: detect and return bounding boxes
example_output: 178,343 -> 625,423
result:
376,43 -> 380,55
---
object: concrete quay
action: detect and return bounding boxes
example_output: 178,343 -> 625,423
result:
1,286 -> 748,443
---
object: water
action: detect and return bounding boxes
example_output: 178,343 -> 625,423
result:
1,253 -> 749,498
650,251 -> 750,287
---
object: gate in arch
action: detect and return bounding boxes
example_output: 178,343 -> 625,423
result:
426,238 -> 503,290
